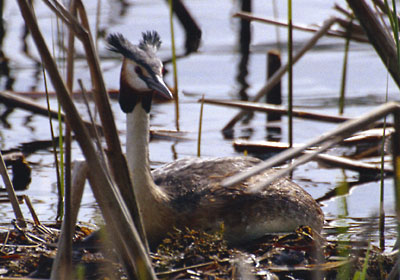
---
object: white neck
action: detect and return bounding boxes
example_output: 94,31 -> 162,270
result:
126,103 -> 152,191
126,102 -> 170,245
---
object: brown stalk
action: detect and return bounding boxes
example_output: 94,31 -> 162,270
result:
43,0 -> 149,251
16,0 -> 156,279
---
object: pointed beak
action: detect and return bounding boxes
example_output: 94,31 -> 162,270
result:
146,75 -> 173,100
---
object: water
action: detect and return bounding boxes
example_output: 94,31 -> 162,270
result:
1,1 -> 399,247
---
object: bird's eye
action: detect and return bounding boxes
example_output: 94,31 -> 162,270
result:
135,66 -> 143,76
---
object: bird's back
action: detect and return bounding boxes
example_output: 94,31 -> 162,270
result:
152,156 -> 324,244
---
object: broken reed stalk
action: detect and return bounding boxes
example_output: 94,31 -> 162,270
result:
169,0 -> 180,131
233,12 -> 368,43
203,98 -> 351,123
51,160 -> 87,280
223,17 -> 338,131
23,196 -> 40,225
0,151 -> 25,227
222,102 -> 400,192
346,0 -> 400,88
17,0 -> 156,279
0,91 -> 102,135
42,0 -> 149,252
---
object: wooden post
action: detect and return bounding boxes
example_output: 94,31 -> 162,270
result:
266,50 -> 282,122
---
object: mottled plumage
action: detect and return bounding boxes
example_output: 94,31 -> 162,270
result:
152,157 -> 323,244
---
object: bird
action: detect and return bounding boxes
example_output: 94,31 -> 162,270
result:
107,31 -> 324,248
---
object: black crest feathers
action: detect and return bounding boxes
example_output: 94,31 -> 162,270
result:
107,31 -> 161,60
106,33 -> 135,58
139,31 -> 162,52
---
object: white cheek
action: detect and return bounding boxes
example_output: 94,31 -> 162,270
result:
124,63 -> 150,91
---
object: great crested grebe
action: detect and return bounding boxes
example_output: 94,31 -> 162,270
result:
107,31 -> 324,247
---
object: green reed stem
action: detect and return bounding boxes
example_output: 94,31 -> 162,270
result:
384,0 -> 400,73
43,68 -> 64,220
339,19 -> 352,115
197,95 -> 205,157
56,17 -> 65,221
169,0 -> 180,131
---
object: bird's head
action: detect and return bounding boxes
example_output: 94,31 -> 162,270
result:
107,31 -> 173,113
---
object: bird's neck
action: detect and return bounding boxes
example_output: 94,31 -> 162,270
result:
126,103 -> 167,202
126,102 -> 171,245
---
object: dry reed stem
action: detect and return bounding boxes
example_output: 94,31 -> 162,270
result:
0,151 -> 25,227
51,160 -> 87,280
233,12 -> 368,42
0,91 -> 102,135
222,102 -> 400,191
16,0 -> 156,279
43,0 -> 149,251
234,139 -> 393,174
23,196 -> 40,225
223,17 -> 337,131
203,98 -> 350,123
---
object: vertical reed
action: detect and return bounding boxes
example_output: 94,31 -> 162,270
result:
197,95 -> 205,157
43,69 -> 64,219
169,0 -> 180,131
339,20 -> 352,115
379,59 -> 390,250
287,0 -> 293,147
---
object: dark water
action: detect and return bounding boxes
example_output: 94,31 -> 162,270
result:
0,1 -> 398,248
